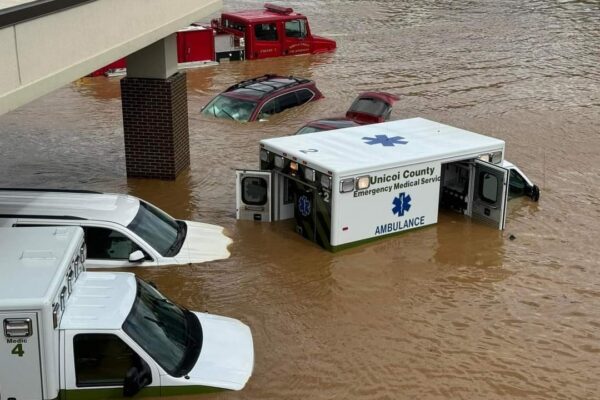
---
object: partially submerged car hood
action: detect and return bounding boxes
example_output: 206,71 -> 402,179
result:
178,220 -> 232,263
186,312 -> 254,390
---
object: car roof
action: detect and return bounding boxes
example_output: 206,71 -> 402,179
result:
222,74 -> 313,101
0,189 -> 141,226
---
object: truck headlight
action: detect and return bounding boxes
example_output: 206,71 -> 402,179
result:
320,174 -> 331,189
340,178 -> 354,193
260,149 -> 269,162
274,156 -> 285,169
304,167 -> 315,182
356,176 -> 370,190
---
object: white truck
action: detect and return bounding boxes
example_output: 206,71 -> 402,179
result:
0,227 -> 253,400
236,117 -> 540,251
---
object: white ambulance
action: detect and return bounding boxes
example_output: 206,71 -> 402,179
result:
236,117 -> 539,251
0,227 -> 253,400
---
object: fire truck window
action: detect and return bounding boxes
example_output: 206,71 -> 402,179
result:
84,227 -> 142,260
285,19 -> 307,39
255,23 -> 278,41
242,177 -> 269,206
74,334 -> 150,387
223,19 -> 245,33
479,172 -> 499,204
296,89 -> 314,105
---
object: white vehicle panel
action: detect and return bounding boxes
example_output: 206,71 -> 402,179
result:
334,161 -> 442,245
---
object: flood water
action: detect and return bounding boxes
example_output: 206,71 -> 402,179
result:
1,0 -> 600,398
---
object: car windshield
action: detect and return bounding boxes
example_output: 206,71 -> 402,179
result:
349,98 -> 390,116
295,125 -> 324,135
123,278 -> 202,377
201,94 -> 257,122
127,201 -> 185,257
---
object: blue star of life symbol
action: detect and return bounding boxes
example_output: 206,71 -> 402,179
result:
298,195 -> 311,217
362,134 -> 408,147
392,192 -> 412,216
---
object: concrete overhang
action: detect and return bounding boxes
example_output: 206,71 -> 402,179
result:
0,0 -> 221,115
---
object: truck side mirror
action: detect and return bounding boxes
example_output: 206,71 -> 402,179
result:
128,250 -> 145,263
123,362 -> 152,397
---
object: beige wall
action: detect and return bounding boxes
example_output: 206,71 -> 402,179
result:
0,0 -> 222,115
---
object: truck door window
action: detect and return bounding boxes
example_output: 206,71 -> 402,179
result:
242,177 -> 269,205
84,227 -> 142,260
255,23 -> 278,41
479,172 -> 499,203
74,333 -> 150,387
285,19 -> 307,38
508,169 -> 526,198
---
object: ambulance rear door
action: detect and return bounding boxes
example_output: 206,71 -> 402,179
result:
236,170 -> 272,221
471,160 -> 509,229
1,312 -> 44,399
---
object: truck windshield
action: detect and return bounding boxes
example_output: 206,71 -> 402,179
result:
127,201 -> 186,257
202,95 -> 257,122
123,278 -> 202,377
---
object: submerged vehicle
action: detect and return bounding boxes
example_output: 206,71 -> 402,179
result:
0,189 -> 232,267
92,3 -> 336,76
236,118 -> 540,251
201,74 -> 323,122
295,92 -> 399,135
0,226 -> 253,399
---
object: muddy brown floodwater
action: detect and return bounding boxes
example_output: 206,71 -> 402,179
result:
1,0 -> 600,398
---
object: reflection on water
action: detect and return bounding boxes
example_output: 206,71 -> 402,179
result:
1,0 -> 600,398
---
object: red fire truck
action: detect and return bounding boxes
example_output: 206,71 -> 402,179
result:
91,3 -> 336,76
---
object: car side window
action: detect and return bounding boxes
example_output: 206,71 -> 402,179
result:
74,333 -> 149,387
254,23 -> 278,41
84,227 -> 141,260
258,99 -> 280,120
296,89 -> 314,105
285,19 -> 307,39
279,92 -> 300,112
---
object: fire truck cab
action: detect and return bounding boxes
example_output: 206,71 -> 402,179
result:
215,3 -> 336,60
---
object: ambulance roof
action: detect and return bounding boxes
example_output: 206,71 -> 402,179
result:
0,190 -> 141,226
60,272 -> 137,330
261,118 -> 506,176
0,227 -> 83,308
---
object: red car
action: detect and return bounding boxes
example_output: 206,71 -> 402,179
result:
295,92 -> 399,134
201,74 -> 323,122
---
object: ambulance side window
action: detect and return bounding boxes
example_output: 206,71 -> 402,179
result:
73,334 -> 150,387
84,227 -> 142,260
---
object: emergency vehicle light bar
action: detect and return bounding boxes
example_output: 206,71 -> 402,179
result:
3,318 -> 32,338
264,3 -> 293,15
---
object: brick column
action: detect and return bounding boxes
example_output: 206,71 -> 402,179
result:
121,72 -> 190,179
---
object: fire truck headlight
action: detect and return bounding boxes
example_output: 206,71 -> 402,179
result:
274,156 -> 285,169
290,161 -> 299,175
320,174 -> 331,189
356,176 -> 370,190
340,178 -> 355,193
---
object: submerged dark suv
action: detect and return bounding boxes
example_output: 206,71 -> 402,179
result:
201,74 -> 323,122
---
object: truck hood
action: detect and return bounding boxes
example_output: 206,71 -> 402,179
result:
177,220 -> 232,263
311,34 -> 337,53
186,312 -> 254,390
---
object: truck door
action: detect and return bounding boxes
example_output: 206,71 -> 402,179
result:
249,21 -> 282,59
293,181 -> 318,243
236,170 -> 272,221
283,18 -> 311,56
1,312 -> 43,399
471,160 -> 509,229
